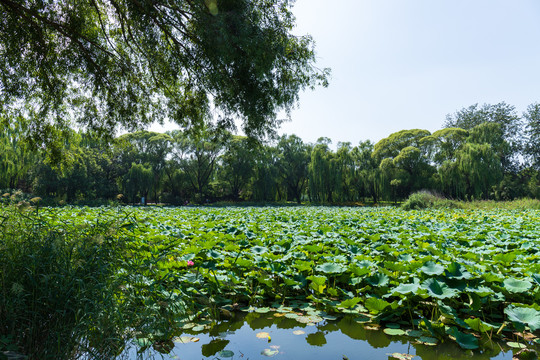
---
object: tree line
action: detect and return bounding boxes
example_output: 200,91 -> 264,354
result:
1,102 -> 539,205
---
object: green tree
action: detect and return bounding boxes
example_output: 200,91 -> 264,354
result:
0,116 -> 35,189
218,136 -> 256,201
251,144 -> 279,202
122,163 -> 153,203
1,0 -> 329,150
372,129 -> 431,163
181,127 -> 228,202
456,143 -> 502,200
373,129 -> 433,200
350,140 -> 380,203
308,137 -> 337,203
523,103 -> 540,170
116,131 -> 172,202
444,103 -> 523,170
275,134 -> 310,203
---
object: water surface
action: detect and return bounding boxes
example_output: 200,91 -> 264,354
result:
126,312 -> 518,360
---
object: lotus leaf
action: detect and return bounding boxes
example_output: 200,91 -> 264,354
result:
464,318 -> 495,333
504,306 -> 540,331
367,273 -> 389,287
421,278 -> 459,299
420,261 -> 445,276
251,245 -> 268,255
383,328 -> 406,336
365,297 -> 390,314
447,327 -> 479,349
315,263 -> 346,274
338,297 -> 361,309
391,281 -> 420,295
503,278 -> 533,293
445,262 -> 472,279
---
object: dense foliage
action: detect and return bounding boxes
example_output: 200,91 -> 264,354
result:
2,205 -> 539,357
0,0 -> 329,152
0,205 -> 191,359
1,101 -> 539,204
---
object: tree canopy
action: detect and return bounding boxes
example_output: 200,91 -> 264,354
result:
0,0 -> 329,147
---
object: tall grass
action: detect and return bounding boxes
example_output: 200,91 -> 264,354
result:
402,191 -> 540,210
0,205 -> 189,359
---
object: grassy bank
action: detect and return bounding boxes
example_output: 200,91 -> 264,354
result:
0,206 -> 188,359
402,191 -> 540,210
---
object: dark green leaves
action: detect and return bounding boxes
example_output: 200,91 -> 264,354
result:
421,279 -> 458,299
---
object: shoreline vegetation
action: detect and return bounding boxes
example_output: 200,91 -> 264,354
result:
1,204 -> 539,359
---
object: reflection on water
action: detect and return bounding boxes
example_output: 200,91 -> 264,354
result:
126,312 -> 518,360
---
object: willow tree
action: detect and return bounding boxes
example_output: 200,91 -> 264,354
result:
456,143 -> 502,200
0,117 -> 35,189
444,103 -> 523,171
275,134 -> 310,203
524,103 -> 540,170
1,0 -> 329,151
308,138 -> 337,203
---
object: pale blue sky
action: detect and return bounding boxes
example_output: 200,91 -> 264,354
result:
277,0 -> 540,145
152,1 -> 540,145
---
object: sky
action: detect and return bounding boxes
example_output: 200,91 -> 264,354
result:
152,0 -> 540,146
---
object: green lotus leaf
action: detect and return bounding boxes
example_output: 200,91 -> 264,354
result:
354,314 -> 372,323
464,318 -> 495,333
421,278 -> 459,299
493,252 -> 516,265
447,327 -> 479,350
445,262 -> 472,279
418,336 -> 438,345
504,305 -> 540,331
398,254 -> 414,262
207,249 -> 224,259
251,245 -> 268,255
483,272 -> 503,283
315,263 -> 346,274
465,285 -> 494,297
406,329 -> 424,338
532,274 -> 540,286
420,261 -> 445,276
285,313 -> 299,319
367,273 -> 389,287
383,328 -> 406,336
365,297 -> 390,314
391,281 -> 420,295
349,264 -> 371,277
503,278 -> 533,293
506,342 -> 527,349
338,297 -> 361,309
255,307 -> 271,313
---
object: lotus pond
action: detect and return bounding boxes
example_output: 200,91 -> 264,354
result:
39,206 -> 540,358
125,310 -> 520,360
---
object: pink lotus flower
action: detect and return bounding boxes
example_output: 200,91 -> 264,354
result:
187,260 -> 194,266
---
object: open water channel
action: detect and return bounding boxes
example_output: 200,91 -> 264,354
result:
124,311 -> 520,360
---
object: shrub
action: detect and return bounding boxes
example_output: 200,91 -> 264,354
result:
402,191 -> 461,210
